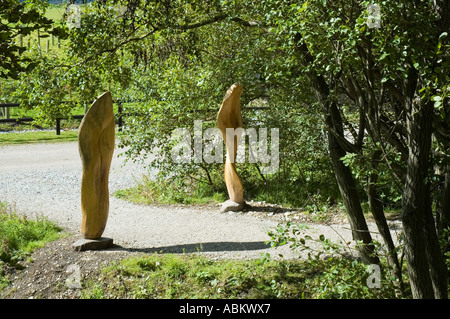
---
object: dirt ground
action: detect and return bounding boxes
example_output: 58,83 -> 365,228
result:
0,207 -> 353,299
0,234 -> 137,299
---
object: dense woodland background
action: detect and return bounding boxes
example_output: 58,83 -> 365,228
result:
1,0 -> 449,299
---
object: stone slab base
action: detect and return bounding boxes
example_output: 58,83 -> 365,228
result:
220,199 -> 246,213
72,237 -> 113,252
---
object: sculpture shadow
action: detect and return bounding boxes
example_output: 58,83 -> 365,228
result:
110,241 -> 271,255
243,203 -> 298,215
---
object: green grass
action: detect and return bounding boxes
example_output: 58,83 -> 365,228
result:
4,102 -> 93,120
0,130 -> 78,145
0,202 -> 64,292
45,5 -> 67,21
115,175 -> 227,206
79,253 -> 401,299
81,254 -> 303,299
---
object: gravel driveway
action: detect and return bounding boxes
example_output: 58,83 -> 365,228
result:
0,140 -> 373,260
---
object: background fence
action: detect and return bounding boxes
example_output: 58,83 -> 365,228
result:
0,101 -> 124,135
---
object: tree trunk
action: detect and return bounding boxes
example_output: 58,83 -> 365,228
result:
401,117 -> 434,297
326,102 -> 379,265
439,165 -> 450,236
424,181 -> 448,299
401,94 -> 447,298
295,37 -> 379,264
367,150 -> 403,287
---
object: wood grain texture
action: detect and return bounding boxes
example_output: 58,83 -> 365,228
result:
78,92 -> 115,239
217,83 -> 244,204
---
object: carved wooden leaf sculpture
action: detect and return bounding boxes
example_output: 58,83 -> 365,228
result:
217,83 -> 244,204
78,92 -> 115,239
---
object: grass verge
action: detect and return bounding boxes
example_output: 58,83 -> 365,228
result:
0,130 -> 78,145
115,175 -> 227,206
0,202 -> 64,292
79,253 -> 401,299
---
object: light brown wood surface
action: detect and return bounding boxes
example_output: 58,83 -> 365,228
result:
217,83 -> 244,204
78,92 -> 115,239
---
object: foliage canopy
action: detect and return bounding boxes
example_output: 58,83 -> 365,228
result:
1,0 -> 449,299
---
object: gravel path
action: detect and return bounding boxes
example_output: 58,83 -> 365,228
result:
0,141 -> 374,260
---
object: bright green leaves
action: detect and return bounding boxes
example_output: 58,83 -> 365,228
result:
0,0 -> 66,79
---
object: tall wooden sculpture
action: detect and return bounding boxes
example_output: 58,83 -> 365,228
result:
77,92 -> 115,242
217,83 -> 245,212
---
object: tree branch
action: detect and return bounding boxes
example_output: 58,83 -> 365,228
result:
75,12 -> 258,67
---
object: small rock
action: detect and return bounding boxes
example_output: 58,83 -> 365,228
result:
72,237 -> 113,252
220,200 -> 245,213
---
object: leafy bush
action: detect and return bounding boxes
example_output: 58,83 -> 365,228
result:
267,221 -> 407,298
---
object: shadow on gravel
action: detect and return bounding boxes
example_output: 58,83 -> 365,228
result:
109,241 -> 271,254
243,204 -> 298,214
